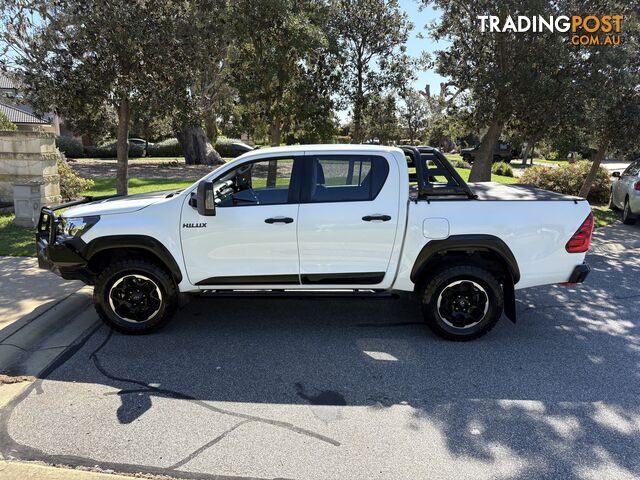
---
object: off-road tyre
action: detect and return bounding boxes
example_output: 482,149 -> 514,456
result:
94,258 -> 178,334
622,197 -> 636,225
608,189 -> 618,210
419,264 -> 504,341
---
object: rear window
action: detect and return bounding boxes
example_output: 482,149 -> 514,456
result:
306,155 -> 389,203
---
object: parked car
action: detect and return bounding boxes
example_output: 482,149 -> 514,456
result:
609,159 -> 640,225
129,138 -> 154,156
461,141 -> 516,163
36,145 -> 592,341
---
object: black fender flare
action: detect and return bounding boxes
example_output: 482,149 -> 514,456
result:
410,234 -> 520,323
83,235 -> 183,283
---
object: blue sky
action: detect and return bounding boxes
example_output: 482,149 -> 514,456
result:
338,0 -> 448,122
399,0 -> 448,95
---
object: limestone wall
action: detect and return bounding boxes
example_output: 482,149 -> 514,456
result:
0,131 -> 61,206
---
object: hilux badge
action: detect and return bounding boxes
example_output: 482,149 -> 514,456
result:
182,223 -> 207,228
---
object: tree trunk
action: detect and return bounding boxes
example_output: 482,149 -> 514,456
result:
578,145 -> 607,199
352,61 -> 365,144
469,120 -> 504,182
529,141 -> 537,166
176,125 -> 223,165
521,142 -> 532,166
269,118 -> 281,147
116,97 -> 130,196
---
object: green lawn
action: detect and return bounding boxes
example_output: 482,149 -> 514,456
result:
82,156 -> 235,162
83,178 -> 194,196
592,205 -> 619,228
455,168 -> 518,184
445,153 -> 463,163
0,214 -> 36,257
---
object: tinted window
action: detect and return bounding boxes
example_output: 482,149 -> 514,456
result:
625,161 -> 640,176
216,158 -> 295,206
306,155 -> 389,203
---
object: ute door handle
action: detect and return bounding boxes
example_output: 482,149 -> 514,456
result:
362,214 -> 391,222
265,216 -> 294,224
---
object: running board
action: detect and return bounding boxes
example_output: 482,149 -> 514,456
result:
199,289 -> 397,298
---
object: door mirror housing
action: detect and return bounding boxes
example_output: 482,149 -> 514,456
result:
612,171 -> 621,178
196,180 -> 216,216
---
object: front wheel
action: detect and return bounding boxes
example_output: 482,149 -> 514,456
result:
608,189 -> 618,210
622,198 -> 637,225
419,265 -> 504,341
94,258 -> 178,334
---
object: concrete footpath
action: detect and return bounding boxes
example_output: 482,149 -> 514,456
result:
0,256 -> 98,376
0,257 -> 117,478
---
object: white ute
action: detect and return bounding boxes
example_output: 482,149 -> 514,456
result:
36,145 -> 593,340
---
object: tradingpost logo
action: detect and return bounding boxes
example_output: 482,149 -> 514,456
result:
477,15 -> 624,46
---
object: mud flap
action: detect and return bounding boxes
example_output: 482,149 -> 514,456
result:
503,279 -> 517,323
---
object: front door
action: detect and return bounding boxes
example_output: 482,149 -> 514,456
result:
296,153 -> 400,286
181,156 -> 302,287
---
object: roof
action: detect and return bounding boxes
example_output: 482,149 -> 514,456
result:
240,144 -> 403,159
0,73 -> 18,90
0,103 -> 49,124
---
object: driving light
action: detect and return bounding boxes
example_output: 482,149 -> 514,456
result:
58,216 -> 100,238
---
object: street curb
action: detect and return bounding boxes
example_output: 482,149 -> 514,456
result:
0,460 -> 145,479
0,286 -> 100,377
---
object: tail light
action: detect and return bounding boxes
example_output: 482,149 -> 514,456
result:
634,181 -> 640,191
565,212 -> 594,253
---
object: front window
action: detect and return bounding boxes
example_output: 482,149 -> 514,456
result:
214,158 -> 295,206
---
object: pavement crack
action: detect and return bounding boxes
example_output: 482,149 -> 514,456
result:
168,419 -> 254,470
90,330 -> 340,447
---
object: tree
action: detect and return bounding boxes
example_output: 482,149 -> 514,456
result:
423,0 -> 565,181
2,0 -> 229,194
400,89 -> 428,144
363,93 -> 400,144
572,3 -> 640,198
333,0 -> 413,143
0,112 -> 17,131
228,0 -> 337,146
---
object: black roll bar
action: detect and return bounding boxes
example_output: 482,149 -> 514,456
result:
400,145 -> 476,199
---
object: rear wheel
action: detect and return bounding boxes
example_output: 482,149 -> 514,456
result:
94,258 -> 178,334
622,198 -> 637,225
419,265 -> 504,341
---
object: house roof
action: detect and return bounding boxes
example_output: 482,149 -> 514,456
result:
0,73 -> 18,90
0,102 -> 49,124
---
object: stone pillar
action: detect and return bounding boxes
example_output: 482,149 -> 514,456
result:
0,131 -> 62,209
12,181 -> 45,227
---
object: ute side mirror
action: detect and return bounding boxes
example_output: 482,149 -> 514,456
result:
612,171 -> 621,178
195,180 -> 216,216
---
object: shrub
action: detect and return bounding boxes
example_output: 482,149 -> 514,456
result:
0,111 -> 17,131
84,141 -> 144,159
520,160 -> 611,204
451,159 -> 472,169
57,159 -> 94,201
492,161 -> 514,177
146,137 -> 183,157
55,136 -> 84,158
215,137 -> 250,158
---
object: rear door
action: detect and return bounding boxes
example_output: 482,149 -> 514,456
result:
296,153 -> 400,287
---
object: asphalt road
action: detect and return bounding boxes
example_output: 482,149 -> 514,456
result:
1,223 -> 639,480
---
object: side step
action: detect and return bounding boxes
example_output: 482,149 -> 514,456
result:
199,289 -> 398,299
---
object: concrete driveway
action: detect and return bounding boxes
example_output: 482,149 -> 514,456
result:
1,223 -> 639,480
